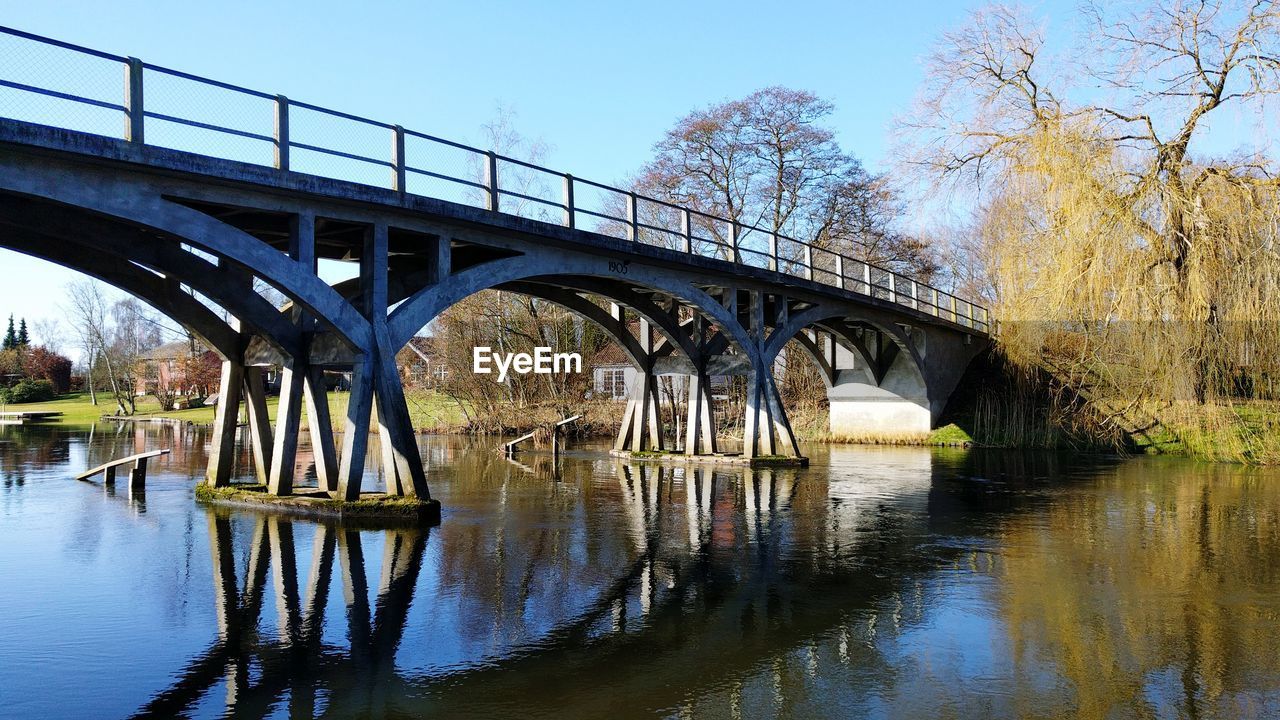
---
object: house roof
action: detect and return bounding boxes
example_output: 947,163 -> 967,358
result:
140,339 -> 206,360
592,342 -> 631,367
405,335 -> 442,357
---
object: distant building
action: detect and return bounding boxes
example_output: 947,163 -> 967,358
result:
133,340 -> 219,401
591,343 -> 634,401
399,336 -> 449,389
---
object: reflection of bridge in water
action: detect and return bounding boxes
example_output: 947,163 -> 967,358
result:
131,450 -> 1071,718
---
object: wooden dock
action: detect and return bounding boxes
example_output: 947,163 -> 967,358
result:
0,411 -> 62,425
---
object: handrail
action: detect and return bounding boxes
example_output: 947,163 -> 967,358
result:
0,25 -> 990,333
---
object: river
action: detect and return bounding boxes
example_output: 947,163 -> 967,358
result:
1,422 -> 1278,719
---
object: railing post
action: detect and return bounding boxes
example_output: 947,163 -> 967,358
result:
730,221 -> 741,263
932,287 -> 940,316
950,295 -> 958,323
803,244 -> 812,280
768,233 -> 778,272
123,57 -> 144,143
862,262 -> 871,295
910,280 -> 919,310
627,192 -> 639,241
834,255 -> 844,289
485,150 -> 499,212
391,125 -> 406,192
274,95 -> 289,171
680,209 -> 692,254
888,273 -> 896,303
562,173 -> 575,228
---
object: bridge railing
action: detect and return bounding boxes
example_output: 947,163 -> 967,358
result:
0,26 -> 991,334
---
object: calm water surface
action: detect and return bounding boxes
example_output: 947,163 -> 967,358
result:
1,422 -> 1279,719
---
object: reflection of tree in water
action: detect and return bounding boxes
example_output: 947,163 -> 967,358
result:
992,459 -> 1280,720
0,424 -> 72,488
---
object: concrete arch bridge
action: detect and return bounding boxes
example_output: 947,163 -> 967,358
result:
0,27 -> 990,504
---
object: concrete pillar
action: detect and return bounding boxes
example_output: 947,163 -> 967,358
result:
267,364 -> 305,496
761,369 -> 801,457
336,221 -> 434,501
741,290 -> 802,459
242,369 -> 273,485
372,324 -> 430,497
303,367 -> 339,493
614,318 -> 664,453
337,355 -> 375,501
823,335 -> 931,438
615,369 -> 663,452
206,360 -> 244,487
683,372 -> 717,455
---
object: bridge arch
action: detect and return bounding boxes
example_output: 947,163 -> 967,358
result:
0,192 -> 312,361
0,225 -> 242,359
764,303 -> 934,438
383,256 -> 774,456
0,155 -> 368,348
386,254 -> 757,361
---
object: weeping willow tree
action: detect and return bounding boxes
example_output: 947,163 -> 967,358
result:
903,1 -> 1280,462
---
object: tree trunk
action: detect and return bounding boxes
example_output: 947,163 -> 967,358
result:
86,349 -> 98,405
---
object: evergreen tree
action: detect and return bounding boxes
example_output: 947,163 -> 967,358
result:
2,315 -> 14,351
16,318 -> 28,347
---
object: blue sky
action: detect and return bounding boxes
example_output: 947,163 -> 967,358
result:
3,0 -> 1270,352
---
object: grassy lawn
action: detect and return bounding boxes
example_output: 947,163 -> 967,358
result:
4,389 -> 466,432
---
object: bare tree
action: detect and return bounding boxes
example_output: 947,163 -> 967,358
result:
31,318 -> 63,353
635,87 -> 935,273
65,281 -> 115,412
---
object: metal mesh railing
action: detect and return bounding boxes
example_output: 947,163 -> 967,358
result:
0,25 -> 992,334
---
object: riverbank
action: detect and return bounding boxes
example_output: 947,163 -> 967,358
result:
5,390 -> 466,430
16,388 -> 1275,464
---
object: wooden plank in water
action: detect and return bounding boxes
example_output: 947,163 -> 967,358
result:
75,449 -> 171,481
503,431 -> 537,455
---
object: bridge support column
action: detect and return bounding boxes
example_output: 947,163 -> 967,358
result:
742,370 -> 800,458
826,377 -> 931,438
742,291 -> 801,459
337,355 -> 375,501
242,368 -> 273,485
614,316 -> 665,453
335,223 -> 432,502
303,367 -> 339,493
372,323 -> 430,498
616,370 -> 663,452
206,360 -> 244,487
683,372 -> 717,456
267,364 -> 305,496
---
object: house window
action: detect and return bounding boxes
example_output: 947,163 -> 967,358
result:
597,368 -> 628,400
432,364 -> 448,383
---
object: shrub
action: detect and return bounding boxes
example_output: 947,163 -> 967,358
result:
0,379 -> 56,404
